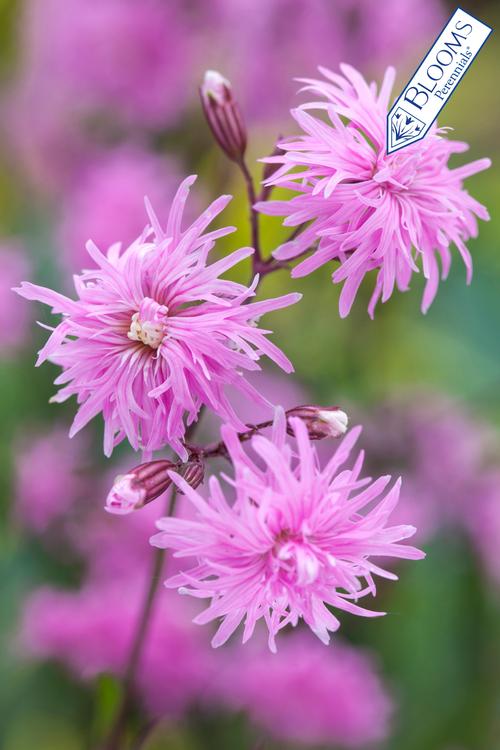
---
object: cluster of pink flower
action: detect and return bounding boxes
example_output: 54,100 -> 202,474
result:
15,43 -> 492,648
11,4 -> 493,743
16,387 -> 500,743
16,387 -> 500,584
17,413 -> 394,746
15,125 -> 432,651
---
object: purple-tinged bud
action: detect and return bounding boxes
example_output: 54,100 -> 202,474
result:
105,459 -> 176,515
200,70 -> 247,163
286,405 -> 349,440
178,459 -> 204,492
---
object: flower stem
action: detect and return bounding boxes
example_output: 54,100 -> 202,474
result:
100,489 -> 177,750
237,157 -> 262,269
130,719 -> 157,750
100,411 -> 205,750
184,418 -> 274,460
238,157 -> 311,278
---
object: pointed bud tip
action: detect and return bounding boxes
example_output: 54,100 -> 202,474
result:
105,473 -> 145,515
201,70 -> 232,104
317,408 -> 348,436
286,405 -> 349,440
104,459 -> 177,515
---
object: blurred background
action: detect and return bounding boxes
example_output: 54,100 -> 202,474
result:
0,1 -> 499,748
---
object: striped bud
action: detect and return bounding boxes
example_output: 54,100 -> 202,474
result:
200,70 -> 247,162
285,405 -> 349,440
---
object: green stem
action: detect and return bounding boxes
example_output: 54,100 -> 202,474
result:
100,412 -> 205,750
100,489 -> 177,750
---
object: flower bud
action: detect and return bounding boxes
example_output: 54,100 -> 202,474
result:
286,405 -> 349,440
105,459 -> 176,515
178,459 -> 204,492
200,70 -> 247,162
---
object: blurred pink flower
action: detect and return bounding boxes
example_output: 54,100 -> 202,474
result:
463,472 -> 500,586
17,457 -> 210,717
16,177 -> 300,458
4,0 -> 190,192
3,0 -> 445,192
3,83 -> 91,195
205,0 -> 344,122
21,583 -> 213,719
74,488 -> 165,582
15,428 -> 89,533
153,410 -> 424,651
360,395 -> 493,541
14,0 -> 189,128
257,65 -> 490,317
0,242 -> 31,352
59,147 -> 188,271
214,631 -> 393,746
352,0 -> 446,71
205,0 -> 444,122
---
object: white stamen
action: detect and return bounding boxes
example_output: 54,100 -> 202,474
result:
127,298 -> 168,349
128,312 -> 164,349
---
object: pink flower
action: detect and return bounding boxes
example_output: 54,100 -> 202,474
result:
213,632 -> 393,746
0,242 -> 31,352
15,177 -> 300,459
152,409 -> 424,651
59,147 -> 189,271
14,427 -> 89,533
257,65 -> 490,317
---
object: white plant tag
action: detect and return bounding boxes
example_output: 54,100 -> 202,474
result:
387,7 -> 492,154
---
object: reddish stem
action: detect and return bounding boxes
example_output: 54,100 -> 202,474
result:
237,157 -> 262,267
184,418 -> 274,460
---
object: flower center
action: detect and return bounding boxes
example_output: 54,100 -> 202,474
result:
273,528 -> 321,586
127,297 -> 168,350
372,153 -> 416,192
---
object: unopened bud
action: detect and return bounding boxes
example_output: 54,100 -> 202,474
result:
286,405 -> 349,440
178,459 -> 204,492
200,70 -> 247,162
105,459 -> 176,515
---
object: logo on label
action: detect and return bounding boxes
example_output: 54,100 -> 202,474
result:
386,7 -> 492,154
